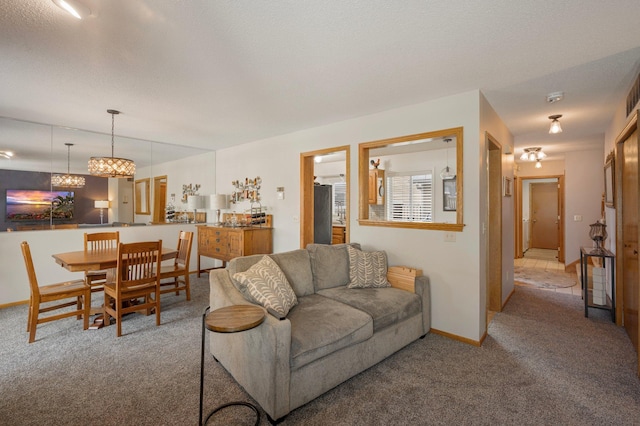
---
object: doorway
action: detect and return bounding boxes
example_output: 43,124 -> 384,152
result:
300,146 -> 350,248
615,111 -> 640,376
153,175 -> 167,224
530,182 -> 559,251
515,176 -> 565,264
486,133 -> 502,321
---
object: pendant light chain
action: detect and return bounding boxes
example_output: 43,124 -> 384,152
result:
111,110 -> 115,158
88,109 -> 136,178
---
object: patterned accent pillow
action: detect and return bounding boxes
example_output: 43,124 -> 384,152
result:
232,255 -> 298,318
347,246 -> 391,289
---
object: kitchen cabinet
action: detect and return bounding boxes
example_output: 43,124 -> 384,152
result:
368,169 -> 385,205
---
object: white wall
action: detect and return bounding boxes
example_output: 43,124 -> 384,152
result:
134,151 -> 216,223
564,149 -> 604,265
480,93 -> 515,315
216,89 -> 491,342
0,223 -> 202,305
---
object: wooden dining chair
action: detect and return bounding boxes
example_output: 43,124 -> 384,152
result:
83,231 -> 120,290
103,240 -> 162,337
159,231 -> 193,301
20,241 -> 91,343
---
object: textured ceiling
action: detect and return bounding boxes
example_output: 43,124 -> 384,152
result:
1,0 -> 640,163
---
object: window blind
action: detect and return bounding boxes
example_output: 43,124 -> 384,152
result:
386,171 -> 433,222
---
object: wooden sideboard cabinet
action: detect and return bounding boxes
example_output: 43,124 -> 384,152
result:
196,225 -> 273,276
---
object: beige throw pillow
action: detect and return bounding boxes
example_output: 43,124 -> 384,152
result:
347,246 -> 391,289
232,255 -> 298,318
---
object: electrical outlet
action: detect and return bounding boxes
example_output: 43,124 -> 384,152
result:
444,232 -> 456,242
574,215 -> 583,222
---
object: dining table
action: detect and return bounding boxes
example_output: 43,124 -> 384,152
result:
52,246 -> 179,328
52,246 -> 178,272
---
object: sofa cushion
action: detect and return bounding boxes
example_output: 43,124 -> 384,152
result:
307,243 -> 361,291
233,256 -> 298,318
229,249 -> 314,298
317,286 -> 421,332
288,294 -> 373,370
346,246 -> 390,288
269,249 -> 314,297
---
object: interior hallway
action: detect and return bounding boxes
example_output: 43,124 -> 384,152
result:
514,248 -> 582,297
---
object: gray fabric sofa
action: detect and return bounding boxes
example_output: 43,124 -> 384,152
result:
208,243 -> 431,422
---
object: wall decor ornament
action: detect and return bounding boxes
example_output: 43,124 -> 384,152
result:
182,183 -> 201,203
231,177 -> 261,203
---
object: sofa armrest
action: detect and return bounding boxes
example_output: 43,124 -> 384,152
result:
414,275 -> 431,334
209,269 -> 292,420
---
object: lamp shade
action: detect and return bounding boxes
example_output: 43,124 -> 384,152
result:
209,194 -> 229,210
187,195 -> 205,210
94,200 -> 109,209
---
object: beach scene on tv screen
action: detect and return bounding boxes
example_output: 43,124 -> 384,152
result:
6,190 -> 74,221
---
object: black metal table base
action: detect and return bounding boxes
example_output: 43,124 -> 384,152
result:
199,306 -> 260,426
202,401 -> 260,426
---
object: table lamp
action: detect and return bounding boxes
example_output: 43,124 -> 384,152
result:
94,200 -> 109,224
210,194 -> 229,226
187,195 -> 206,223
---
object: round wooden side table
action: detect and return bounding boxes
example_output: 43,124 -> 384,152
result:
199,305 -> 266,426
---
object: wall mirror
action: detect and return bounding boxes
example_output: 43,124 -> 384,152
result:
358,126 -> 464,231
0,116 -> 210,231
135,178 -> 150,215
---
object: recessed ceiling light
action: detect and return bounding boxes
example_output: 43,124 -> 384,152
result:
52,0 -> 91,19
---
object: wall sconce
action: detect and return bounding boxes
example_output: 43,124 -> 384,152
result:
94,200 -> 109,224
548,114 -> 563,134
209,194 -> 230,226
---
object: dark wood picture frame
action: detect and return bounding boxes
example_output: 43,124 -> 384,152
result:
443,177 -> 457,211
604,150 -> 615,208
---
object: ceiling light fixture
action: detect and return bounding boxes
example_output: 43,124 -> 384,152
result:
548,114 -> 563,134
52,143 -> 85,188
439,138 -> 455,180
535,160 -> 542,169
520,147 -> 547,162
88,109 -> 136,178
52,0 -> 91,19
546,92 -> 564,104
0,150 -> 13,159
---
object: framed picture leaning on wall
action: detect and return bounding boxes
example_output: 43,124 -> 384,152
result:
604,151 -> 615,208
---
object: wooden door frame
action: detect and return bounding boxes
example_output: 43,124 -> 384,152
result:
486,133 -> 502,319
300,146 -> 350,248
515,175 -> 565,263
153,175 -> 167,224
614,110 -> 638,367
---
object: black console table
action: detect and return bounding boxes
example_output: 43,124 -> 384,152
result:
580,247 -> 615,322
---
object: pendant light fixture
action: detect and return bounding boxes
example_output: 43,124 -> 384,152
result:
548,114 -> 563,134
88,109 -> 136,178
52,143 -> 85,188
439,138 -> 455,180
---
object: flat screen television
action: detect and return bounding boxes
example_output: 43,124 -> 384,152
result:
6,190 -> 74,221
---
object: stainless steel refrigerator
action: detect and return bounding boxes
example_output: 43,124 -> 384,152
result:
314,184 -> 333,244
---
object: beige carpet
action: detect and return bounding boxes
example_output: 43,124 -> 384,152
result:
514,265 -> 577,288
